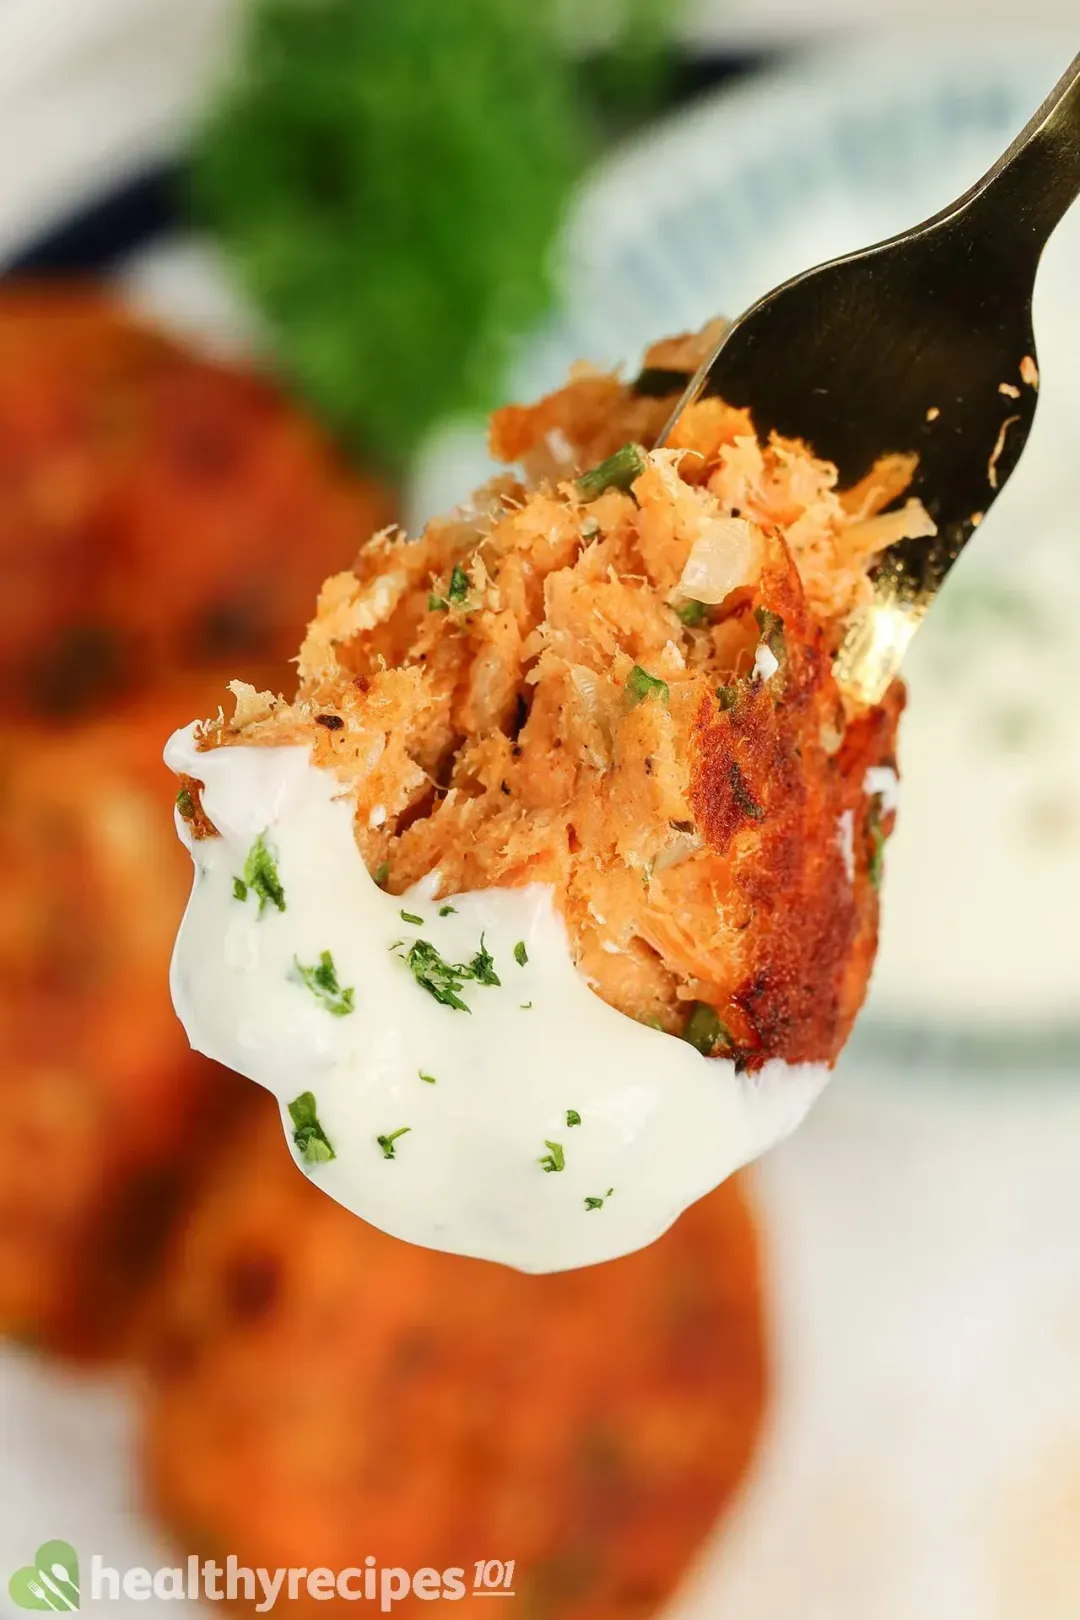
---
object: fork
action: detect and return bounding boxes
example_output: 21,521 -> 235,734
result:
659,48 -> 1080,705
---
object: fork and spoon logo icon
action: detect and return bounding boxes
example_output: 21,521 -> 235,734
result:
8,1541 -> 80,1611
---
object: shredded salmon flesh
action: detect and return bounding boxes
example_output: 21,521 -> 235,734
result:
192,325 -> 915,1068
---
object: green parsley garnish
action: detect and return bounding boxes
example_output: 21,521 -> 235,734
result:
868,804 -> 886,889
566,1109 -> 581,1127
294,950 -> 355,1017
626,665 -> 669,705
377,1127 -> 411,1159
514,940 -> 528,967
448,563 -> 469,603
584,1187 -> 614,1211
439,904 -> 457,916
676,599 -> 707,627
716,684 -> 739,710
419,1071 -> 437,1084
400,909 -> 424,926
287,1091 -> 335,1165
520,1001 -> 533,1010
429,593 -> 449,612
232,877 -> 248,902
397,938 -> 472,1011
729,761 -> 766,821
175,788 -> 196,821
243,831 -> 286,915
373,860 -> 391,888
682,1002 -> 734,1056
539,1140 -> 566,1173
468,934 -> 500,986
754,605 -> 786,661
577,442 -> 646,499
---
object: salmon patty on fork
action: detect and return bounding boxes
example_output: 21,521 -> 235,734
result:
167,323 -> 920,1270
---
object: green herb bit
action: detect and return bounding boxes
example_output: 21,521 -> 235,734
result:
577,442 -> 647,499
520,1002 -> 533,1010
439,905 -> 457,916
373,860 -> 391,888
868,803 -> 886,889
729,761 -> 766,821
676,599 -> 707,627
448,563 -> 470,603
243,831 -> 286,915
398,938 -> 471,1012
232,877 -> 248,902
288,1091 -> 335,1165
754,605 -> 786,659
584,1187 -> 614,1211
468,934 -> 501,986
419,1070 -> 437,1084
566,1109 -> 581,1127
377,1126 -> 411,1159
683,1002 -> 734,1056
428,593 -> 449,612
294,950 -> 355,1017
539,1140 -> 566,1173
400,909 -> 424,926
514,940 -> 528,967
716,684 -> 739,711
175,787 -> 196,821
626,665 -> 670,705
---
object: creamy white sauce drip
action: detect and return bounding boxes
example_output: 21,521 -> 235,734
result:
166,726 -> 828,1272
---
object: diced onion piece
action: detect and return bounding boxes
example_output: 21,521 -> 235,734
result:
677,517 -> 759,604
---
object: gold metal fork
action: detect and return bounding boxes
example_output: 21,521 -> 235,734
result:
661,49 -> 1080,705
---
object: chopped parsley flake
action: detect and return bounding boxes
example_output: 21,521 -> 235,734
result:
395,931 -> 504,1009
294,950 -> 355,1017
868,803 -> 886,889
468,934 -> 501,986
729,761 -> 766,821
584,1188 -> 614,1211
439,905 -> 457,916
232,877 -> 248,902
539,1140 -> 566,1173
448,563 -> 470,602
566,1109 -> 581,1127
175,788 -> 196,820
520,1001 -> 533,1010
377,1127 -> 411,1159
397,938 -> 472,1011
514,940 -> 528,967
419,1070 -> 437,1084
287,1091 -> 335,1165
373,860 -> 390,888
683,1002 -> 734,1056
243,831 -> 286,915
676,599 -> 707,627
428,593 -> 449,612
716,684 -> 738,710
400,909 -> 424,926
577,442 -> 646,499
754,605 -> 786,660
627,665 -> 669,705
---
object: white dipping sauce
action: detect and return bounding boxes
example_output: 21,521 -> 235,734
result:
166,725 -> 827,1272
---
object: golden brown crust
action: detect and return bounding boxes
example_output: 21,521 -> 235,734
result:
141,1100 -> 766,1618
0,283 -> 394,720
0,685 -> 251,1356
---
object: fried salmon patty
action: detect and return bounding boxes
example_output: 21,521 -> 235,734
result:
0,687 -> 252,1355
141,1098 -> 765,1620
188,324 -> 919,1068
0,285 -> 394,719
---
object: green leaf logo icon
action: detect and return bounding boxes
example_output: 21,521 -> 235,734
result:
9,1541 -> 80,1610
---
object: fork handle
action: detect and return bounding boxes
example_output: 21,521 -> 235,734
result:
956,49 -> 1080,263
